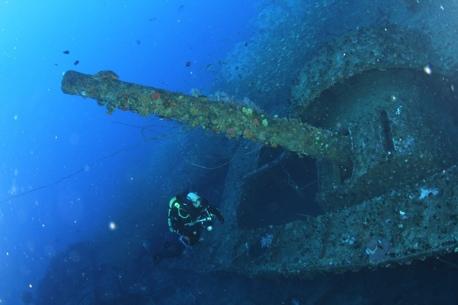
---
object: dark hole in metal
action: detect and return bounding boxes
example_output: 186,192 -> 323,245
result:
339,159 -> 353,183
338,127 -> 353,183
380,109 -> 395,153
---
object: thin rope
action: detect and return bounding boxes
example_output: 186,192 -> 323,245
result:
0,120 -> 176,204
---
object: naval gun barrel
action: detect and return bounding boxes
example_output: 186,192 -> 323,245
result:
61,70 -> 352,163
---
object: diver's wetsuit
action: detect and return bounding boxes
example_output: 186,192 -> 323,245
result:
168,192 -> 224,246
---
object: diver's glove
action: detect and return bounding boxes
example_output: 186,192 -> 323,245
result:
215,214 -> 224,224
208,206 -> 224,224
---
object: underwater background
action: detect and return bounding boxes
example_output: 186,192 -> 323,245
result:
1,0 -> 458,304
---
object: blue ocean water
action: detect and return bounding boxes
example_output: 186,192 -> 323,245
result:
0,1 -> 255,303
2,1 -> 458,304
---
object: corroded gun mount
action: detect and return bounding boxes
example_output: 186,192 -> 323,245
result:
291,25 -> 458,211
62,70 -> 351,165
224,25 -> 458,277
196,25 -> 458,278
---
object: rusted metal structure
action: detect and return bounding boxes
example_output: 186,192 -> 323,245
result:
62,19 -> 458,278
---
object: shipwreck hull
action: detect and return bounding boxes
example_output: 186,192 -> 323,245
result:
61,21 -> 458,277
229,165 -> 458,277
192,25 -> 458,277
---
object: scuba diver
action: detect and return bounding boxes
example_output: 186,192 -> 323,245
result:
168,191 -> 224,246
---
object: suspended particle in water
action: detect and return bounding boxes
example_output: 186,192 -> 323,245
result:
423,65 -> 432,75
109,221 -> 117,230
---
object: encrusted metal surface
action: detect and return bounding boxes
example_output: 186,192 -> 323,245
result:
62,70 -> 351,164
291,25 -> 434,111
228,165 -> 458,277
307,69 -> 458,210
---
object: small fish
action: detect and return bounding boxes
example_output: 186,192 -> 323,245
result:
73,60 -> 80,66
63,50 -> 70,55
185,61 -> 192,67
